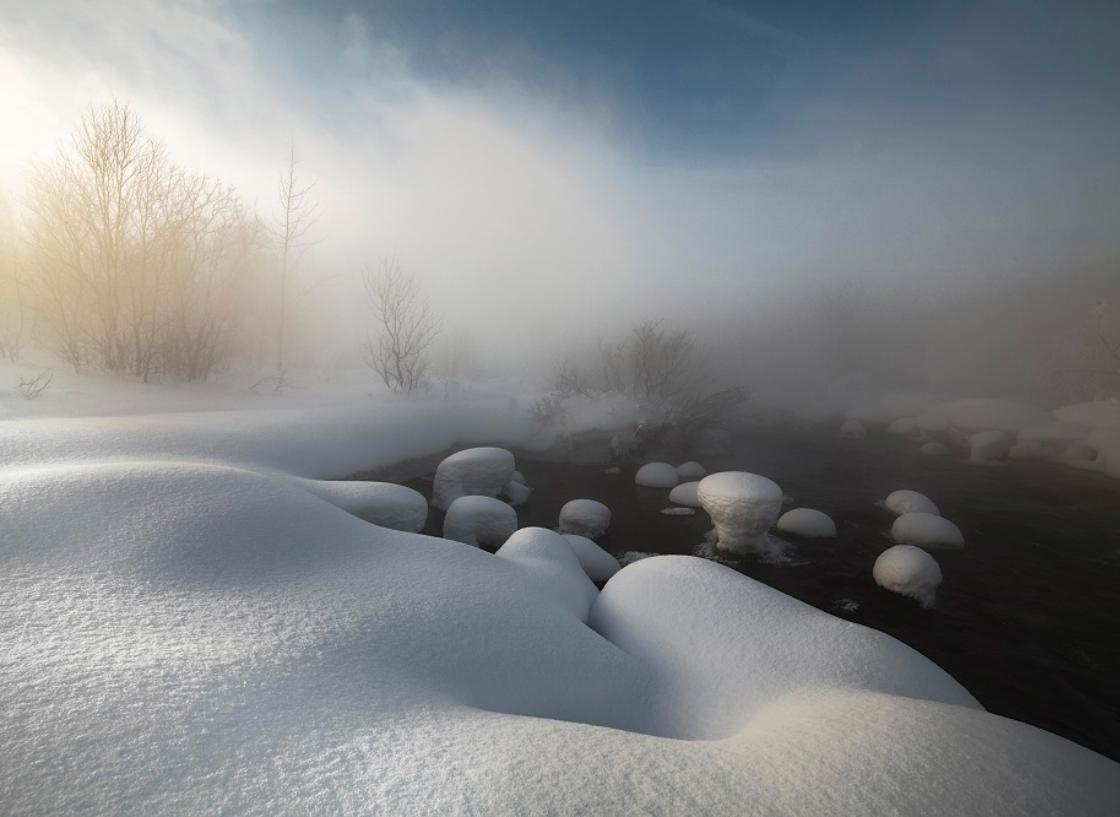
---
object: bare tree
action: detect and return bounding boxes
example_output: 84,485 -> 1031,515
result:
0,191 -> 25,362
269,141 -> 318,383
627,320 -> 696,401
362,258 -> 439,392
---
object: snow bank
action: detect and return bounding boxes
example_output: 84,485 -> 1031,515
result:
1088,426 -> 1120,478
922,398 -> 1051,437
845,392 -> 942,428
873,545 -> 943,608
776,508 -> 836,538
892,512 -> 965,549
432,447 -> 516,510
1011,423 -> 1090,462
676,461 -> 706,479
296,478 -> 428,532
969,430 -> 1013,464
884,490 -> 940,517
697,471 -> 784,556
558,498 -> 612,540
562,534 -> 621,582
635,462 -> 679,488
668,481 -> 701,507
443,495 -> 518,548
1052,398 -> 1120,428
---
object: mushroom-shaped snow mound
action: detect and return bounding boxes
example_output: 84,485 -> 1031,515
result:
676,461 -> 706,479
891,512 -> 964,549
776,508 -> 836,538
884,489 -> 940,516
697,471 -> 783,555
495,527 -> 598,621
432,447 -> 516,510
562,534 -> 620,583
558,499 -> 611,539
297,479 -> 428,532
668,481 -> 700,507
443,495 -> 517,548
635,462 -> 679,488
874,545 -> 943,608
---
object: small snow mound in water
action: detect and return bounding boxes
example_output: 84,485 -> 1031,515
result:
884,489 -> 940,516
297,479 -> 428,532
558,499 -> 611,539
443,495 -> 517,548
676,461 -> 706,479
892,512 -> 964,549
432,447 -> 515,510
697,471 -> 783,556
874,545 -> 943,608
495,527 -> 598,621
562,534 -> 620,582
668,481 -> 700,507
660,506 -> 695,516
839,419 -> 866,439
603,466 -> 622,475
969,430 -> 1012,464
635,462 -> 679,488
919,441 -> 947,456
776,508 -> 836,538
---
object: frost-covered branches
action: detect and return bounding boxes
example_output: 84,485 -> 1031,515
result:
362,258 -> 439,392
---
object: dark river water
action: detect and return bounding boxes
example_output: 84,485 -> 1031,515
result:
365,426 -> 1120,761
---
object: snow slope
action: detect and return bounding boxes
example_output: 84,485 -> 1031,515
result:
0,372 -> 1117,815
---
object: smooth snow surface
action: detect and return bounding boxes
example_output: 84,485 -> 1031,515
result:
776,508 -> 837,538
676,461 -> 706,479
432,447 -> 516,510
892,512 -> 965,549
558,498 -> 612,539
884,490 -> 940,517
697,471 -> 784,556
668,481 -> 701,507
443,495 -> 518,548
839,419 -> 866,439
297,478 -> 428,532
563,534 -> 621,582
2,372 -> 1118,815
635,462 -> 680,488
874,545 -> 943,608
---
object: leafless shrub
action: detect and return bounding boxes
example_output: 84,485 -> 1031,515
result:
362,258 -> 439,392
17,369 -> 52,400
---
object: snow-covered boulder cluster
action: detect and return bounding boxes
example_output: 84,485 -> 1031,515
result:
874,545 -> 943,609
432,446 -> 517,510
443,495 -> 518,548
776,508 -> 836,538
558,498 -> 612,540
297,478 -> 429,532
635,462 -> 679,488
697,471 -> 784,557
891,511 -> 965,549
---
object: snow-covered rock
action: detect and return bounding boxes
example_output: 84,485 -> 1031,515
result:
874,545 -> 943,608
1011,423 -> 1090,462
892,512 -> 965,549
504,479 -> 532,505
969,430 -> 1012,464
676,461 -> 706,479
697,471 -> 784,556
297,478 -> 428,532
432,447 -> 516,510
660,506 -> 696,516
919,441 -> 947,456
495,527 -> 598,621
839,419 -> 867,439
511,470 -> 528,485
844,391 -> 943,429
443,495 -> 518,548
668,481 -> 701,507
776,508 -> 836,538
558,498 -> 612,540
1088,426 -> 1120,477
562,534 -> 620,583
635,462 -> 679,488
884,490 -> 940,516
887,416 -> 920,437
929,398 -> 1050,436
